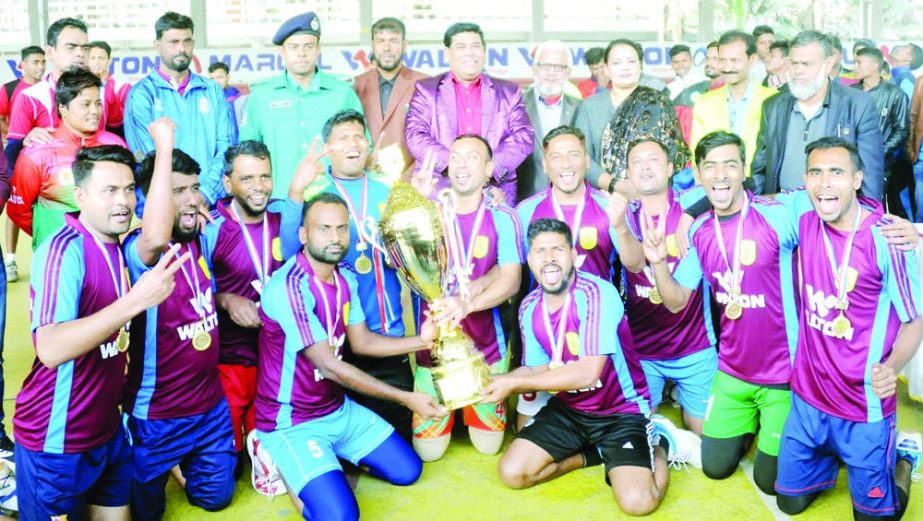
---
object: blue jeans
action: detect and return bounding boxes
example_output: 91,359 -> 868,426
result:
914,159 -> 923,222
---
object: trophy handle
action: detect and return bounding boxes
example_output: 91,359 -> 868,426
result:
361,215 -> 391,264
437,189 -> 472,301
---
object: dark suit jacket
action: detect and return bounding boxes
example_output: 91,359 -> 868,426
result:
353,66 -> 427,174
750,80 -> 884,199
516,87 -> 581,199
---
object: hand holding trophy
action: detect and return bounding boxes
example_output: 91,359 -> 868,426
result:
377,182 -> 491,410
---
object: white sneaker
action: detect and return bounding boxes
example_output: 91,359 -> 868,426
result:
650,414 -> 702,470
0,461 -> 16,512
246,430 -> 286,499
4,260 -> 17,283
896,431 -> 922,482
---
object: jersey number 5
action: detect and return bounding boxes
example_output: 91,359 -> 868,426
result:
307,440 -> 324,459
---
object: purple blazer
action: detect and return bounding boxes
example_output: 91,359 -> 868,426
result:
405,72 -> 534,204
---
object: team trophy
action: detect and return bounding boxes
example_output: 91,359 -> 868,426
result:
377,182 -> 490,410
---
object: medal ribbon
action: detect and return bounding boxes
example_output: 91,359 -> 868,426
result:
171,241 -> 208,323
712,192 -> 751,294
330,174 -> 370,250
819,205 -> 863,303
229,201 -> 270,287
81,217 -> 130,331
452,199 -> 488,277
310,270 -> 345,351
551,185 -> 587,248
540,289 -> 573,366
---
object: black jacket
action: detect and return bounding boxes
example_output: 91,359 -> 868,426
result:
750,80 -> 884,199
851,79 -> 909,170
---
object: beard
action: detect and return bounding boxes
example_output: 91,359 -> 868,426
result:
307,242 -> 347,265
166,54 -> 191,73
540,264 -> 574,295
172,222 -> 197,243
789,67 -> 827,100
536,81 -> 564,98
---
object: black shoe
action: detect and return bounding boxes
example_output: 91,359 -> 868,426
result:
0,436 -> 13,456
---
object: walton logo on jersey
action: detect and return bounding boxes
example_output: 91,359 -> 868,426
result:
636,263 -> 676,299
177,287 -> 218,341
713,270 -> 766,310
804,283 -> 854,341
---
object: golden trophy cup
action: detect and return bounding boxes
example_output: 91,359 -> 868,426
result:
377,182 -> 491,410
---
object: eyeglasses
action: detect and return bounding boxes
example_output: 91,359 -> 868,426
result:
536,62 -> 568,72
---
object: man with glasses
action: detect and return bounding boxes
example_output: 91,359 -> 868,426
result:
517,40 -> 582,200
406,22 -> 533,205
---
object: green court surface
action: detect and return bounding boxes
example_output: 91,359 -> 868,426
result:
1,226 -> 921,520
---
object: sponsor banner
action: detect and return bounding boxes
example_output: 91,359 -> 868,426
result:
0,42 -> 906,87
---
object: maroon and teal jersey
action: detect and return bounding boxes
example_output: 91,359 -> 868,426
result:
14,214 -> 129,453
516,184 -> 619,280
206,198 -> 286,366
122,231 -> 224,420
675,195 -> 800,385
793,208 -> 921,422
416,202 -> 524,367
623,192 -> 716,360
519,271 -> 650,415
255,252 -> 365,432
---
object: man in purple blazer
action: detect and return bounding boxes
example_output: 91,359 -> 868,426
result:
405,22 -> 534,205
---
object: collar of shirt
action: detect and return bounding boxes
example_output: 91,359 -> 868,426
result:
726,77 -> 755,103
155,68 -> 192,94
539,93 -> 563,107
54,124 -> 101,146
378,72 -> 397,88
283,69 -> 328,95
450,71 -> 483,91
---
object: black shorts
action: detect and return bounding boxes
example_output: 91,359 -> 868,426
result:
517,397 -> 654,474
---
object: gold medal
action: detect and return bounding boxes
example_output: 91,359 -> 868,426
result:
665,234 -> 679,258
649,286 -> 663,305
193,328 -> 212,351
725,301 -> 743,320
355,254 -> 373,275
548,360 -> 564,370
831,312 -> 852,338
116,329 -> 130,353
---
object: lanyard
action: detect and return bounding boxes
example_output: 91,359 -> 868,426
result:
452,199 -> 488,276
229,201 -> 270,287
172,241 -> 207,322
540,290 -> 573,365
81,218 -> 128,299
551,187 -> 587,248
310,271 -> 344,351
712,192 -> 750,292
330,175 -> 369,249
819,206 -> 863,303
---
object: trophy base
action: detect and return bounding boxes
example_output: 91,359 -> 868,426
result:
432,357 -> 491,411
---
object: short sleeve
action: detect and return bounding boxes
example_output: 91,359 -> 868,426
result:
576,279 -> 621,357
875,229 -> 922,323
31,234 -> 85,332
122,230 -> 157,283
519,299 -> 551,367
674,245 -> 705,290
493,207 -> 524,265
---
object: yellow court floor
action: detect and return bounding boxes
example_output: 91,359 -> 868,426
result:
1,224 -> 921,520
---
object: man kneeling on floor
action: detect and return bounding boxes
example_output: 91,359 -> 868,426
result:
482,218 -> 678,516
253,192 -> 447,520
